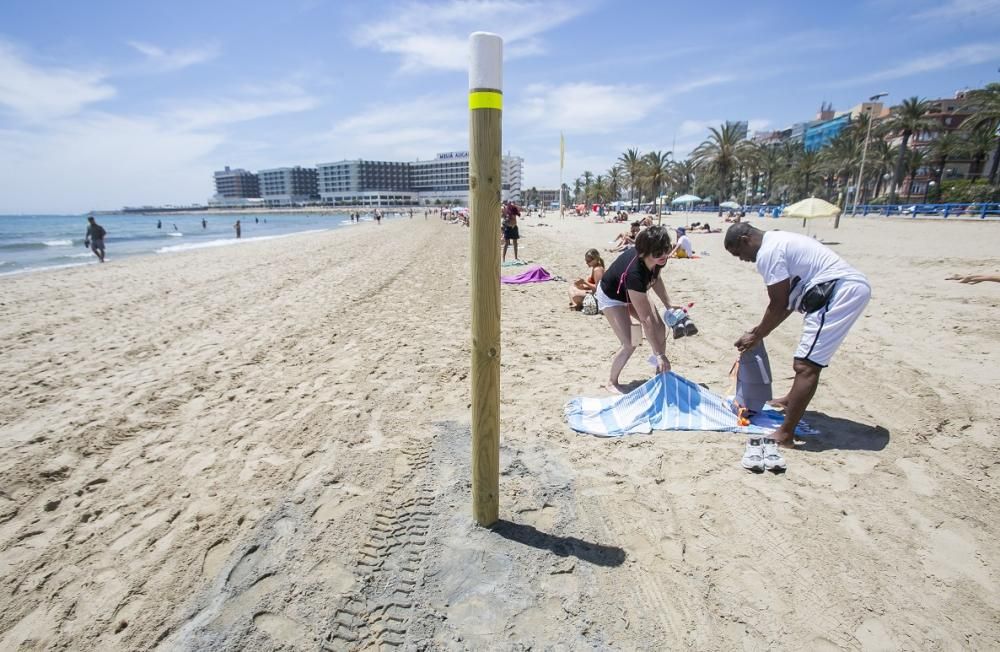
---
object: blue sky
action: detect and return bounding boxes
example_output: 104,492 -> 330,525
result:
1,0 -> 999,213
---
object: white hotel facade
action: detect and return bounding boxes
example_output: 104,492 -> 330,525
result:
316,151 -> 523,207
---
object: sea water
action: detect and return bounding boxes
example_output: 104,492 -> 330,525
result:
0,211 -> 393,275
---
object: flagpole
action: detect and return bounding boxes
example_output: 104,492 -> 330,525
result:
559,132 -> 565,219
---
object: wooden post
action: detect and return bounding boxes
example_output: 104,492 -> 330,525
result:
468,32 -> 502,527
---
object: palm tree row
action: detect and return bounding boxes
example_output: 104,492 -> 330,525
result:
566,85 -> 1000,211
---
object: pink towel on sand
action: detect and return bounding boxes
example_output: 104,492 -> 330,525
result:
501,265 -> 553,284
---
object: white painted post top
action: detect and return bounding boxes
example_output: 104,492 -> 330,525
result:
469,32 -> 502,91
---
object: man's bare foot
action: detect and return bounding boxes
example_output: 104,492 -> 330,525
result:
604,382 -> 624,395
767,396 -> 790,410
771,429 -> 796,448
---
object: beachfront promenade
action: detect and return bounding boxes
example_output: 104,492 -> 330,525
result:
0,215 -> 998,649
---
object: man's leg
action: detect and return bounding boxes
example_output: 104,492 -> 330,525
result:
772,358 -> 821,446
512,238 -> 518,260
502,239 -> 509,260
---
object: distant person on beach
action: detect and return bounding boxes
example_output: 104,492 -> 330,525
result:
501,201 -> 520,261
157,219 -> 161,230
947,273 -> 1000,284
173,223 -> 178,231
669,227 -> 693,258
84,216 -> 106,263
725,222 -> 870,448
611,222 -> 641,252
202,218 -> 207,229
234,220 -> 241,239
597,226 -> 678,393
255,217 -> 259,224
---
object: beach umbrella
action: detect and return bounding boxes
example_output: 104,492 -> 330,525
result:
781,197 -> 841,219
720,201 -> 740,209
671,194 -> 701,204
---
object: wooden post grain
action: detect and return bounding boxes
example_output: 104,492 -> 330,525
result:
469,32 -> 502,527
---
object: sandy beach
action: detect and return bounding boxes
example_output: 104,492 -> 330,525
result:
1,212 -> 998,650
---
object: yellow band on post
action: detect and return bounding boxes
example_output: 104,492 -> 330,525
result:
469,91 -> 503,110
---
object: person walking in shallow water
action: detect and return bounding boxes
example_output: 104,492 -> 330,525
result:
234,220 -> 241,239
84,216 -> 106,263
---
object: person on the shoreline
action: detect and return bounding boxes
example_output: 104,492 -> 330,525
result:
173,223 -> 178,231
569,248 -> 605,310
669,227 -> 693,258
725,222 -> 871,448
234,220 -> 241,239
202,218 -> 207,229
157,219 -> 161,230
255,217 -> 259,224
502,201 -> 520,261
375,210 -> 382,225
84,216 -> 106,263
596,226 -> 677,393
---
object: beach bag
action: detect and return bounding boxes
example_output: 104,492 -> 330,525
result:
582,292 -> 598,315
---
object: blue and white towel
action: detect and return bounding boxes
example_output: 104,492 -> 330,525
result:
565,372 -> 816,437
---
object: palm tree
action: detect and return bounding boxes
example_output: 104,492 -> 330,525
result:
962,83 -> 1000,183
927,130 -> 962,187
903,149 -> 926,199
963,125 -> 996,180
573,177 -> 583,203
671,159 -> 696,195
618,148 -> 643,209
793,148 -> 821,200
591,175 -> 610,204
642,150 -> 672,223
819,130 -> 861,207
607,164 -> 624,202
869,140 -> 896,199
691,122 -> 746,212
883,97 -> 935,204
582,170 -> 594,205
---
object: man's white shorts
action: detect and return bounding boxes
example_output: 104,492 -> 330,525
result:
795,280 -> 871,367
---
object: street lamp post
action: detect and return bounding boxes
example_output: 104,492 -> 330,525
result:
924,180 -> 936,204
849,92 -> 889,223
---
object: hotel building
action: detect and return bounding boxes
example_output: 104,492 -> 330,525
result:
213,166 -> 260,200
315,152 -> 523,206
258,166 -> 319,206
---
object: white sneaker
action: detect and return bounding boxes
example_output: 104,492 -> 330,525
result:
741,437 -> 765,472
761,438 -> 787,471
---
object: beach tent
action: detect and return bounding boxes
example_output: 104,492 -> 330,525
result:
671,194 -> 701,204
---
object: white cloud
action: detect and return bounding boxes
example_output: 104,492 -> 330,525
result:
320,96 -> 467,160
0,41 -> 115,121
127,40 -> 220,71
510,82 -> 665,134
166,93 -> 319,130
830,42 -> 1000,87
669,74 -> 736,95
355,0 -> 591,72
0,114 -> 223,212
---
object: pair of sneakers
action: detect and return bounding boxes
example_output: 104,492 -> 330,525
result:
672,317 -> 698,339
741,437 -> 786,472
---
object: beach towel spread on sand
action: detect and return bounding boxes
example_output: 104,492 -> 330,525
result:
501,265 -> 553,284
565,372 -> 816,437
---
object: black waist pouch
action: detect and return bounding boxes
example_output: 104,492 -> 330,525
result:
800,280 -> 837,313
